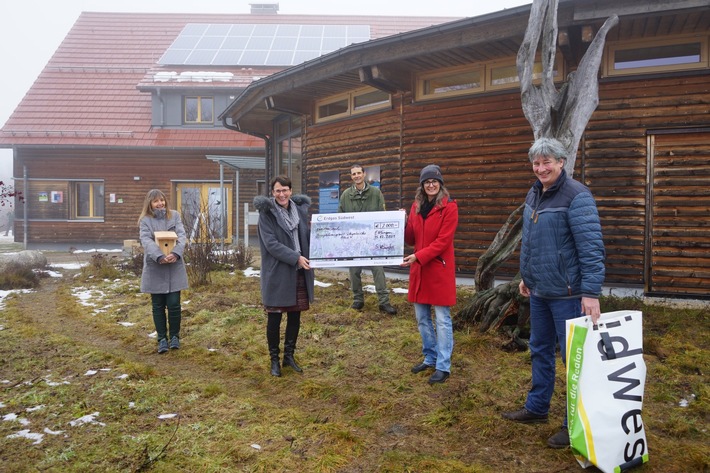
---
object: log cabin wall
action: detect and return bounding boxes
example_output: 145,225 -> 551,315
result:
587,72 -> 710,295
12,148 -> 261,244
305,91 -> 536,277
302,71 -> 710,290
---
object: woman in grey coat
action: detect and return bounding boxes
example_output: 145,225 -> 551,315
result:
253,175 -> 314,377
138,189 -> 189,354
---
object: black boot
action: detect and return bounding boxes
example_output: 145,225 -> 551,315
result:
283,312 -> 303,373
267,312 -> 282,377
269,347 -> 281,377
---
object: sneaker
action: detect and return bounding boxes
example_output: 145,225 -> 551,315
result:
547,427 -> 570,449
428,370 -> 450,384
501,407 -> 548,424
157,338 -> 169,354
350,301 -> 364,310
169,336 -> 180,350
411,362 -> 435,374
379,303 -> 397,315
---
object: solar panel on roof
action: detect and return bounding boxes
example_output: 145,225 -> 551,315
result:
157,23 -> 371,66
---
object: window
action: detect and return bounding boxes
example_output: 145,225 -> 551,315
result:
185,96 -> 214,123
604,35 -> 708,77
317,95 -> 349,121
315,87 -> 391,123
275,116 -> 303,193
414,55 -> 563,101
73,181 -> 104,219
487,55 -> 563,91
417,65 -> 484,100
353,89 -> 390,111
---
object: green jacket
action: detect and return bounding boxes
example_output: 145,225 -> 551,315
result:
338,182 -> 386,213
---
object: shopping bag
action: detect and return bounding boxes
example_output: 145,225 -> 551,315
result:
566,310 -> 649,473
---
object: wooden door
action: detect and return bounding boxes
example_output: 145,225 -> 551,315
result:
176,183 -> 233,244
646,130 -> 710,296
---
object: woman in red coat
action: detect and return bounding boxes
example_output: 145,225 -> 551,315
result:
402,164 -> 458,384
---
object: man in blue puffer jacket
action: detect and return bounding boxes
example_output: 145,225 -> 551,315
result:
502,137 -> 606,449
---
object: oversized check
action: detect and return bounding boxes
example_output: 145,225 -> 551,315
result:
309,210 -> 405,268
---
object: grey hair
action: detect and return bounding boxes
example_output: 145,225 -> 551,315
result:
528,137 -> 568,163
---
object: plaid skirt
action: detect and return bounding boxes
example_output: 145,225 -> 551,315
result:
264,269 -> 310,313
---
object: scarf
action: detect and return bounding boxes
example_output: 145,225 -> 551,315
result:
271,197 -> 301,253
153,209 -> 167,220
420,198 -> 436,219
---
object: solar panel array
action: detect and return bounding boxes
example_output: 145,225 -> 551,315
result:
158,23 -> 371,66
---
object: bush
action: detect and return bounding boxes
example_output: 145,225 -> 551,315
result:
214,241 -> 255,270
80,253 -> 122,280
184,243 -> 217,287
0,261 -> 40,289
121,245 -> 144,276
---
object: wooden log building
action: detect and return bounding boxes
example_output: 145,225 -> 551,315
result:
220,0 -> 710,298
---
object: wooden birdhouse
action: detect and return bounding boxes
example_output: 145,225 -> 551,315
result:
154,231 -> 178,256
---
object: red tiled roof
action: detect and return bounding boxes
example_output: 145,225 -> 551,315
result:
0,12 -> 459,149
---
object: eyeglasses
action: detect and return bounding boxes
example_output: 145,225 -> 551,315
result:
273,188 -> 291,194
423,179 -> 440,186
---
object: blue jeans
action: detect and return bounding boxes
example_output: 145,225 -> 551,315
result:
524,295 -> 581,427
414,303 -> 454,373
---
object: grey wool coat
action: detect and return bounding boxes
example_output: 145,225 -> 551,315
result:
253,194 -> 314,308
139,210 -> 189,294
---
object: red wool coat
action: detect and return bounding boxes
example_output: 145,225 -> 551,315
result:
404,196 -> 458,306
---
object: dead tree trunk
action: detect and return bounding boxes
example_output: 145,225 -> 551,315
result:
456,0 -> 618,333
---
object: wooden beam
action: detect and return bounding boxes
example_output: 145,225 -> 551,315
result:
358,65 -> 411,93
264,96 -> 310,115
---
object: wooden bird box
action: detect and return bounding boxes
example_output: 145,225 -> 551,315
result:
154,231 -> 178,256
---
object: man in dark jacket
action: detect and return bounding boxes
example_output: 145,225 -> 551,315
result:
338,164 -> 397,314
502,137 -> 606,449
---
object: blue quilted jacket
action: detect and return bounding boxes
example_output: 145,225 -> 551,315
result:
520,169 -> 605,299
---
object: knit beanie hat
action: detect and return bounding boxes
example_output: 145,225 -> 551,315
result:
419,164 -> 444,185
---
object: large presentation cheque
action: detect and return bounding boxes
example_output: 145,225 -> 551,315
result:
309,210 -> 405,268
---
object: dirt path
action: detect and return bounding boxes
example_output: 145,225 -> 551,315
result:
15,270 -> 239,387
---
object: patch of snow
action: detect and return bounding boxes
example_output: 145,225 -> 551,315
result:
243,267 -> 260,278
2,413 -> 30,426
153,71 -> 234,83
6,429 -> 43,445
72,249 -> 122,254
44,378 -> 70,387
51,262 -> 87,270
158,413 -> 178,419
44,427 -> 64,435
117,321 -> 135,327
69,412 -> 105,427
314,280 -> 331,287
0,288 -> 33,310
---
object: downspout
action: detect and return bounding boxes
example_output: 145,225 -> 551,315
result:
23,165 -> 27,250
398,92 -> 404,211
156,89 -> 165,126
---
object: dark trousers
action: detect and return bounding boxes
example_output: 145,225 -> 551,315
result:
151,291 -> 182,341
